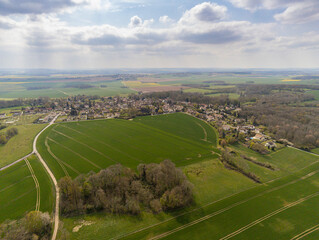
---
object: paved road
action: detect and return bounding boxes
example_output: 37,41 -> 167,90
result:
33,113 -> 60,240
0,152 -> 33,171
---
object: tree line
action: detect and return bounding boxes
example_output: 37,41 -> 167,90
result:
59,160 -> 193,216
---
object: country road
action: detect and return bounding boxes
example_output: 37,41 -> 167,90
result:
33,113 -> 61,240
0,113 -> 61,240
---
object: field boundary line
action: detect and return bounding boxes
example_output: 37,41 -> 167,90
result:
25,158 -> 40,211
291,224 -> 319,240
45,137 -> 70,177
52,129 -> 120,164
47,137 -> 102,170
125,168 -> 319,240
58,124 -> 143,163
220,192 -> 319,240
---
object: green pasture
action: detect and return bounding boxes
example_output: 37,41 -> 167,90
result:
0,81 -> 135,99
61,147 -> 319,240
0,123 -> 45,167
37,113 -> 219,180
0,155 -> 54,222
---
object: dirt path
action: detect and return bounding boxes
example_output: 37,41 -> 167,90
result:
25,158 -> 40,212
291,224 -> 319,240
0,152 -> 33,171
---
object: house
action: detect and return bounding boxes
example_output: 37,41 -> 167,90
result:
0,113 -> 6,118
252,133 -> 266,141
265,141 -> 277,150
222,125 -> 232,131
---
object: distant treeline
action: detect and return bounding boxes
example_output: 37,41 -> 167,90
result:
26,86 -> 51,90
59,160 -> 193,216
64,84 -> 95,89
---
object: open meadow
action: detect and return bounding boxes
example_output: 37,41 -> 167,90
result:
0,155 -> 54,222
37,113 -> 219,180
32,113 -> 318,240
0,115 -> 46,167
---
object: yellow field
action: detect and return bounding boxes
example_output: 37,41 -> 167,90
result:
123,81 -> 160,88
281,79 -> 301,82
0,82 -> 30,84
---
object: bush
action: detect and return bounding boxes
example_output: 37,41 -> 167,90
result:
0,211 -> 52,240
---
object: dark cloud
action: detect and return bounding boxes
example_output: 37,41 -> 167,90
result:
0,0 -> 85,15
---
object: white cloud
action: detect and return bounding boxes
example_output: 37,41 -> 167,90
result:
159,15 -> 173,24
179,2 -> 227,25
129,15 -> 142,28
274,2 -> 319,24
228,0 -> 319,24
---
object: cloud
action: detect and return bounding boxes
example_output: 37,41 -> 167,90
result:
228,0 -> 319,24
227,0 -> 298,11
180,2 -> 227,25
159,15 -> 173,24
0,0 -> 91,15
129,15 -> 142,27
274,2 -> 319,24
0,16 -> 16,29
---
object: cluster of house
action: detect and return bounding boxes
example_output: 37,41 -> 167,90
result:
1,94 -> 281,150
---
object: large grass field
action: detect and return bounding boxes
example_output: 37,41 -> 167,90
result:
38,113 -> 219,180
59,147 -> 319,240
0,81 -> 135,99
0,123 -> 45,167
0,155 -> 54,222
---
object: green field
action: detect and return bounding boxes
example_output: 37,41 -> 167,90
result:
0,81 -> 135,99
0,155 -> 54,222
38,113 -> 219,180
312,148 -> 319,155
60,146 -> 319,240
0,123 -> 45,167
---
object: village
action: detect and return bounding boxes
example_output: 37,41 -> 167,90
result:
0,94 -> 286,155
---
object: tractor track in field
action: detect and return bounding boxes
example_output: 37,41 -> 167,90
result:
195,122 -> 208,142
2,187 -> 36,208
47,137 -> 102,170
0,175 -> 32,193
51,128 -> 120,165
291,223 -> 319,240
219,192 -> 319,240
45,137 -> 70,177
58,124 -> 143,163
117,166 -> 319,240
25,158 -> 40,212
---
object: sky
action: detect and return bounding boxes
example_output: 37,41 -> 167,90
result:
0,0 -> 319,69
